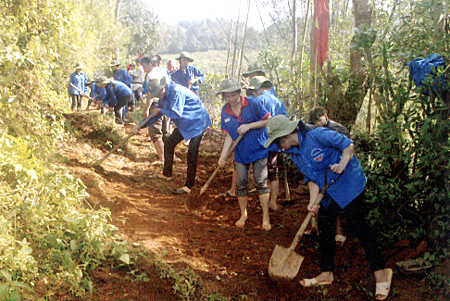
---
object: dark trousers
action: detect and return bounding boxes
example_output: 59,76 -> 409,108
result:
318,190 -> 386,272
114,94 -> 131,122
70,94 -> 81,111
163,128 -> 204,188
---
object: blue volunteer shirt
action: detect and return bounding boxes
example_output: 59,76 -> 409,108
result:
221,96 -> 271,165
103,80 -> 132,107
288,127 -> 366,209
171,66 -> 204,92
113,68 -> 133,88
68,71 -> 87,95
257,90 -> 287,152
141,83 -> 211,141
89,82 -> 106,101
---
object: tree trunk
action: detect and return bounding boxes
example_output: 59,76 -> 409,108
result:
326,0 -> 373,131
237,0 -> 251,77
291,0 -> 298,69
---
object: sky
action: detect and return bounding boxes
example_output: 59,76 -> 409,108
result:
147,0 -> 276,30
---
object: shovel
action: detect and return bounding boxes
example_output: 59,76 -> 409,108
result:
185,134 -> 244,211
268,167 -> 343,279
69,83 -> 103,105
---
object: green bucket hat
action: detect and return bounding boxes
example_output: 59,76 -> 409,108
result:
110,60 -> 121,67
176,51 -> 194,62
147,73 -> 168,99
242,62 -> 266,77
73,62 -> 84,69
248,76 -> 273,90
264,115 -> 299,148
216,78 -> 242,95
96,76 -> 111,86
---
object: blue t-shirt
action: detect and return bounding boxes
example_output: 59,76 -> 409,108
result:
68,71 -> 87,95
257,90 -> 286,152
221,96 -> 271,165
113,68 -> 133,88
288,127 -> 366,209
89,82 -> 106,101
142,83 -> 211,141
103,80 -> 132,107
171,66 -> 204,91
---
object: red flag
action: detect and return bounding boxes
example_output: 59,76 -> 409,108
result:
313,0 -> 329,67
138,52 -> 142,59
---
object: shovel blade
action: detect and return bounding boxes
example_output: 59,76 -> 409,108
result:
268,244 -> 304,279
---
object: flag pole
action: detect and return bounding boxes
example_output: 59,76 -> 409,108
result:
314,54 -> 318,108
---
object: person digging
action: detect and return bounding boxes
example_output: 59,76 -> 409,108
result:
264,115 -> 393,300
132,73 -> 211,195
217,78 -> 272,231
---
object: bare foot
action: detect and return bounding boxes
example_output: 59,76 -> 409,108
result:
268,201 -> 279,211
235,216 -> 247,228
262,222 -> 272,231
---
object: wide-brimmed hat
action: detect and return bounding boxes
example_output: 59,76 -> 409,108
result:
248,76 -> 273,90
86,79 -> 94,85
110,60 -> 120,67
73,62 -> 84,69
216,78 -> 241,95
264,115 -> 299,148
176,51 -> 194,62
96,76 -> 111,86
147,73 -> 168,99
242,62 -> 266,77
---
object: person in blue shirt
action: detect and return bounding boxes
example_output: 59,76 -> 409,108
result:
308,106 -> 349,244
68,62 -> 87,111
85,79 -> 106,112
97,77 -> 133,125
111,60 -> 135,116
264,115 -> 393,301
217,78 -> 272,231
242,62 -> 277,97
171,52 -> 204,96
132,73 -> 212,195
140,56 -> 173,165
248,76 -> 286,212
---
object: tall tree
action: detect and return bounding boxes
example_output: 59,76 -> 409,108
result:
325,0 -> 373,130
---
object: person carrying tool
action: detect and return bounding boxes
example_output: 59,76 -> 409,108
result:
85,79 -> 106,112
141,56 -> 173,165
308,106 -> 349,245
171,52 -> 204,95
132,73 -> 211,195
68,62 -> 87,111
111,60 -> 135,116
264,115 -> 393,301
217,78 -> 272,231
97,77 -> 133,125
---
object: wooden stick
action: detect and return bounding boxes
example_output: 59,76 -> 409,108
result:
69,83 -> 101,104
95,114 -> 155,165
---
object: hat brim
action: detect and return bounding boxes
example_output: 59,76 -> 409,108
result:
264,120 -> 298,148
216,87 -> 241,96
148,86 -> 164,99
98,79 -> 111,86
176,57 -> 194,62
110,63 -> 120,67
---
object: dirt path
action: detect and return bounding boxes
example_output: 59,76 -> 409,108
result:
57,113 -> 439,301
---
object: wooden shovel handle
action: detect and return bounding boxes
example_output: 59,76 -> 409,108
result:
199,134 -> 244,196
287,192 -> 324,251
95,114 -> 155,165
282,154 -> 291,201
69,83 -> 97,102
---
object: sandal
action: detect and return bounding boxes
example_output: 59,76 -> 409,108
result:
375,268 -> 393,300
173,186 -> 191,195
300,277 -> 333,287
